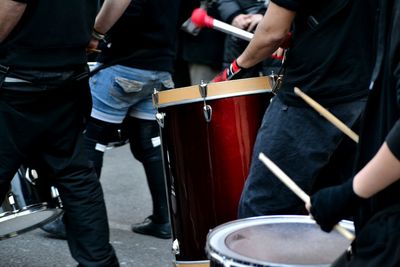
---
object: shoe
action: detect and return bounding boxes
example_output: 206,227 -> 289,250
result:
40,216 -> 67,240
131,216 -> 171,239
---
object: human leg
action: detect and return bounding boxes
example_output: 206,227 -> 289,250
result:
125,116 -> 171,239
40,83 -> 118,266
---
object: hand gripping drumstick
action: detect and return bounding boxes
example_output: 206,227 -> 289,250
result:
294,87 -> 359,143
258,152 -> 355,241
191,8 -> 254,41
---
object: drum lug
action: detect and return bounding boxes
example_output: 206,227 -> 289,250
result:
199,81 -> 213,122
152,89 -> 159,107
268,72 -> 284,95
24,168 -> 39,185
172,239 -> 180,255
51,186 -> 63,208
199,81 -> 208,98
203,105 -> 212,122
6,192 -> 18,212
156,112 -> 165,128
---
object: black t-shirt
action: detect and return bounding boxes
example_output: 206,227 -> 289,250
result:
97,0 -> 181,73
272,0 -> 377,107
0,0 -> 97,70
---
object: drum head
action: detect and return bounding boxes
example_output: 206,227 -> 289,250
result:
0,203 -> 63,240
207,215 -> 354,266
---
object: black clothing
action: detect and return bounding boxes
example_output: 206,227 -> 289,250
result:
0,1 -> 119,266
0,81 -> 118,267
180,0 -> 225,69
97,0 -> 181,73
0,0 -> 96,70
272,0 -> 376,107
310,178 -> 361,232
217,0 -> 281,75
84,117 -> 169,224
353,0 -> 400,231
332,203 -> 400,267
218,0 -> 267,24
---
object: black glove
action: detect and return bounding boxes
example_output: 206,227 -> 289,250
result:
310,178 -> 362,232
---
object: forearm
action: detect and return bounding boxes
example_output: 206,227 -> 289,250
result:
94,0 -> 131,34
236,2 -> 294,68
354,142 -> 400,198
0,0 -> 27,42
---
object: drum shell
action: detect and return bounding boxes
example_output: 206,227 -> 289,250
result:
159,89 -> 271,261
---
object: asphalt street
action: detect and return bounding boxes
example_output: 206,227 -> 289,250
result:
0,145 -> 174,267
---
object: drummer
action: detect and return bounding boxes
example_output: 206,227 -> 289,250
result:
309,1 -> 400,266
212,0 -> 378,217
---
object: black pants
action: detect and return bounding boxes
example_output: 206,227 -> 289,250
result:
0,80 -> 118,267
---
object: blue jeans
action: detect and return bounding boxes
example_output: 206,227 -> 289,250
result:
90,64 -> 174,123
238,96 -> 366,218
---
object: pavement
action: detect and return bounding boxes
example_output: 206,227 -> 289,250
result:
0,145 -> 174,267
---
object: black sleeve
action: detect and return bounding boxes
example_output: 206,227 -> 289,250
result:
386,120 -> 400,160
217,0 -> 242,23
12,0 -> 30,3
271,0 -> 303,11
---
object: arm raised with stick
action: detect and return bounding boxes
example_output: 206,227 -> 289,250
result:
258,152 -> 355,241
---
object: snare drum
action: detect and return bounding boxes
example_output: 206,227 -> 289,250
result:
206,215 -> 354,267
153,77 -> 272,264
0,166 -> 63,240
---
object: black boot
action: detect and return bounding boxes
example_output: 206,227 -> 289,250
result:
131,215 -> 171,239
40,215 -> 67,240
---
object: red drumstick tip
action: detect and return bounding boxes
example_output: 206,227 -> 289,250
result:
191,8 -> 214,28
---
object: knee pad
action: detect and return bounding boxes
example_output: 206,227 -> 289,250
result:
124,117 -> 162,163
85,118 -> 126,149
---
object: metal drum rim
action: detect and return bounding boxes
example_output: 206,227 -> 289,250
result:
153,76 -> 272,108
206,215 -> 354,267
0,203 -> 63,240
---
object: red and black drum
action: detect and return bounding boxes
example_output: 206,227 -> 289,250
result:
206,215 -> 354,267
153,77 -> 272,266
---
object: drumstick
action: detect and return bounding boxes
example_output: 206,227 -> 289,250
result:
258,152 -> 355,241
294,87 -> 359,143
191,8 -> 254,41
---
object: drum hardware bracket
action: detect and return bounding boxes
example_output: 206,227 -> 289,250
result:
203,105 -> 212,122
153,89 -> 166,128
51,186 -> 63,208
152,89 -> 159,107
24,168 -> 39,185
269,72 -> 284,95
199,81 -> 213,122
6,192 -> 18,212
156,112 -> 165,128
172,239 -> 180,255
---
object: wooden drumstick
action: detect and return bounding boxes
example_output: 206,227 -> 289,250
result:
294,87 -> 359,143
258,152 -> 355,241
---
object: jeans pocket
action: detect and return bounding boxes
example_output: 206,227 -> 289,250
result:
115,76 -> 144,93
161,78 -> 174,90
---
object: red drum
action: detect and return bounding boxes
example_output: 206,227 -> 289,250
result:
206,215 -> 354,267
153,77 -> 272,265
